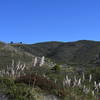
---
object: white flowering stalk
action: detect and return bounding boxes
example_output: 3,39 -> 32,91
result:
89,74 -> 92,82
66,75 -> 69,81
92,90 -> 95,96
63,79 -> 68,87
6,71 -> 9,76
21,64 -> 26,71
74,76 -> 77,83
83,86 -> 90,94
65,76 -> 68,83
82,72 -> 85,82
83,85 -> 86,93
63,75 -> 71,87
98,82 -> 100,88
16,65 -> 20,71
39,56 -> 45,66
16,61 -> 21,70
78,78 -> 81,87
95,84 -> 99,92
43,74 -> 46,78
11,68 -> 15,78
19,64 -> 23,70
54,79 -> 57,83
12,59 -> 14,68
67,79 -> 71,86
85,88 -> 90,94
94,81 -> 97,88
33,57 -> 37,67
73,81 -> 77,87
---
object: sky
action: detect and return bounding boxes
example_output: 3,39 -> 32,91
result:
0,0 -> 100,44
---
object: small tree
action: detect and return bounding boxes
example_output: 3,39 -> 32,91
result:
52,64 -> 61,72
20,42 -> 22,44
10,41 -> 14,44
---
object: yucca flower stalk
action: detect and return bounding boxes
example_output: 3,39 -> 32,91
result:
54,79 -> 57,83
73,76 -> 77,87
94,83 -> 99,93
43,74 -> 46,78
21,64 -> 26,71
12,59 -> 14,68
16,65 -> 20,70
77,78 -> 81,87
68,79 -> 71,86
73,81 -> 77,87
11,68 -> 15,78
33,57 -> 37,67
92,90 -> 95,96
63,75 -> 71,87
94,81 -> 97,88
83,85 -> 90,94
89,74 -> 92,82
82,72 -> 85,82
39,56 -> 45,66
98,82 -> 100,88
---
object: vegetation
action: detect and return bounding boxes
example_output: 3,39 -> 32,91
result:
52,64 -> 61,72
8,40 -> 100,67
1,40 -> 100,68
0,64 -> 100,100
0,40 -> 100,100
0,77 -> 44,100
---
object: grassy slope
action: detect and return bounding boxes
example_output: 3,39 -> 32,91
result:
11,40 -> 100,67
0,42 -> 34,69
1,40 -> 100,68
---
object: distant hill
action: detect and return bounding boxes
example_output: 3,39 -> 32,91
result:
0,40 -> 100,68
10,40 -> 100,67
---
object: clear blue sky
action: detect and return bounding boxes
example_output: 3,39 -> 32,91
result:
0,0 -> 100,43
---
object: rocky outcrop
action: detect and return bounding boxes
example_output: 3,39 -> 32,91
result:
43,95 -> 60,100
0,93 -> 9,100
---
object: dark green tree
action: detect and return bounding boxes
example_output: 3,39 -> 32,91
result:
52,64 -> 61,72
10,41 -> 14,44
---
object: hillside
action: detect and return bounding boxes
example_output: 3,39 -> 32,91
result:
0,40 -> 100,68
0,42 -> 34,69
0,40 -> 100,100
10,40 -> 100,67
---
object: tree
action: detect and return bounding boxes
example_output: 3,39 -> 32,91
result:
20,42 -> 22,44
52,64 -> 61,72
10,41 -> 14,44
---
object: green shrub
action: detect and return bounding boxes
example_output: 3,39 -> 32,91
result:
52,64 -> 61,72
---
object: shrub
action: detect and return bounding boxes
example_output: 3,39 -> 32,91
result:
52,64 -> 61,72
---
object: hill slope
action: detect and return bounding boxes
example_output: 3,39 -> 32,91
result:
10,40 -> 100,67
0,42 -> 34,69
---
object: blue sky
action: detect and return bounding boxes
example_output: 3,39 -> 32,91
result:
0,0 -> 100,43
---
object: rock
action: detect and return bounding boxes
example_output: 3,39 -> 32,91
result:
0,93 -> 9,100
44,95 -> 60,100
